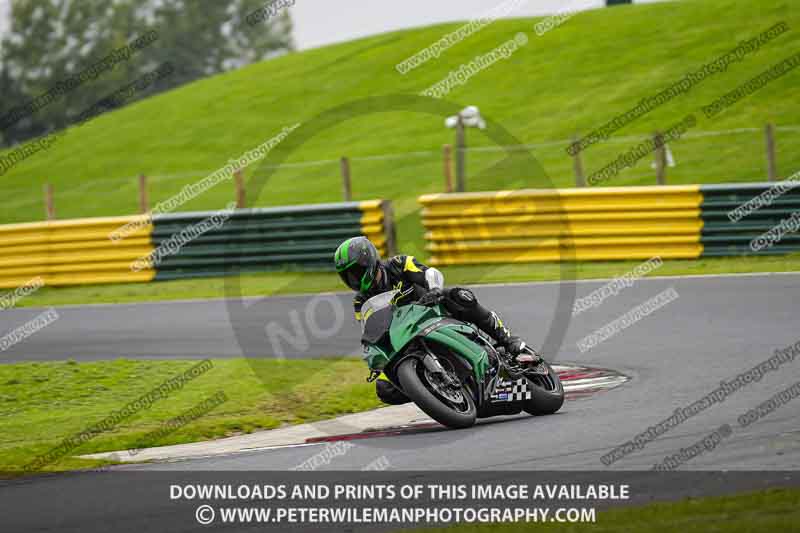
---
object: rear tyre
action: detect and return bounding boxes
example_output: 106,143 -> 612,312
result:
522,361 -> 565,416
397,357 -> 477,429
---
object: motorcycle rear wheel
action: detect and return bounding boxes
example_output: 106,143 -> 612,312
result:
522,361 -> 565,416
397,357 -> 477,429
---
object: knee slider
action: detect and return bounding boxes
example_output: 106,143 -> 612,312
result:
448,287 -> 478,309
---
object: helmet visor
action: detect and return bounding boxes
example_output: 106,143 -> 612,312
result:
339,263 -> 368,292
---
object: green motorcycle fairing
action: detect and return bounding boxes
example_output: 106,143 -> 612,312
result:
363,302 -> 488,382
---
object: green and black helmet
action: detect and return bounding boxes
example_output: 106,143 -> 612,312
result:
334,236 -> 380,292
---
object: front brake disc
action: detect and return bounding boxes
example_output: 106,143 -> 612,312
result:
424,369 -> 465,404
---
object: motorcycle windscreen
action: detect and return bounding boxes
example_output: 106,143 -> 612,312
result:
361,306 -> 393,345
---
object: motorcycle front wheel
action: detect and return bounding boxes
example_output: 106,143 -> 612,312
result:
396,357 -> 477,429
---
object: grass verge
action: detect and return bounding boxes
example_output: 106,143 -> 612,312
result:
10,254 -> 800,308
0,357 -> 381,474
414,488 -> 800,533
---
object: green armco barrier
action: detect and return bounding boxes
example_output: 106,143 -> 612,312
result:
151,200 -> 395,280
699,182 -> 800,256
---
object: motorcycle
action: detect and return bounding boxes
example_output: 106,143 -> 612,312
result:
360,289 -> 564,429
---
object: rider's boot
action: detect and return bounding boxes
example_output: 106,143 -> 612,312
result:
375,376 -> 411,405
479,311 -> 526,360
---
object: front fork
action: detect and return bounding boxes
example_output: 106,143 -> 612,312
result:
422,353 -> 461,389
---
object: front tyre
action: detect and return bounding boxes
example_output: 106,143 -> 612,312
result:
397,357 -> 477,429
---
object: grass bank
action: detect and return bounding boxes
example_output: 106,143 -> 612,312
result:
0,357 -> 380,473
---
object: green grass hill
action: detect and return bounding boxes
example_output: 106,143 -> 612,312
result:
2,0 -> 798,260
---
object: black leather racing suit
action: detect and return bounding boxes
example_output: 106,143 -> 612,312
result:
353,255 -> 516,405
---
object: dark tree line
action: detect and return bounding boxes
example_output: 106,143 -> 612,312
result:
0,0 -> 294,147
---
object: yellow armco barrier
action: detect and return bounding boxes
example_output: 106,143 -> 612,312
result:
419,185 -> 703,265
0,215 -> 154,289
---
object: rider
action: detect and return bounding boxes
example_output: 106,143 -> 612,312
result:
334,236 -> 527,405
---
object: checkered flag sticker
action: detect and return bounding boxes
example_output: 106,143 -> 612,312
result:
490,377 -> 532,402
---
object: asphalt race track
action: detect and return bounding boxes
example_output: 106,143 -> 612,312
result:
125,274 -> 798,472
2,272 -> 799,366
2,272 -> 798,472
3,273 -> 800,532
